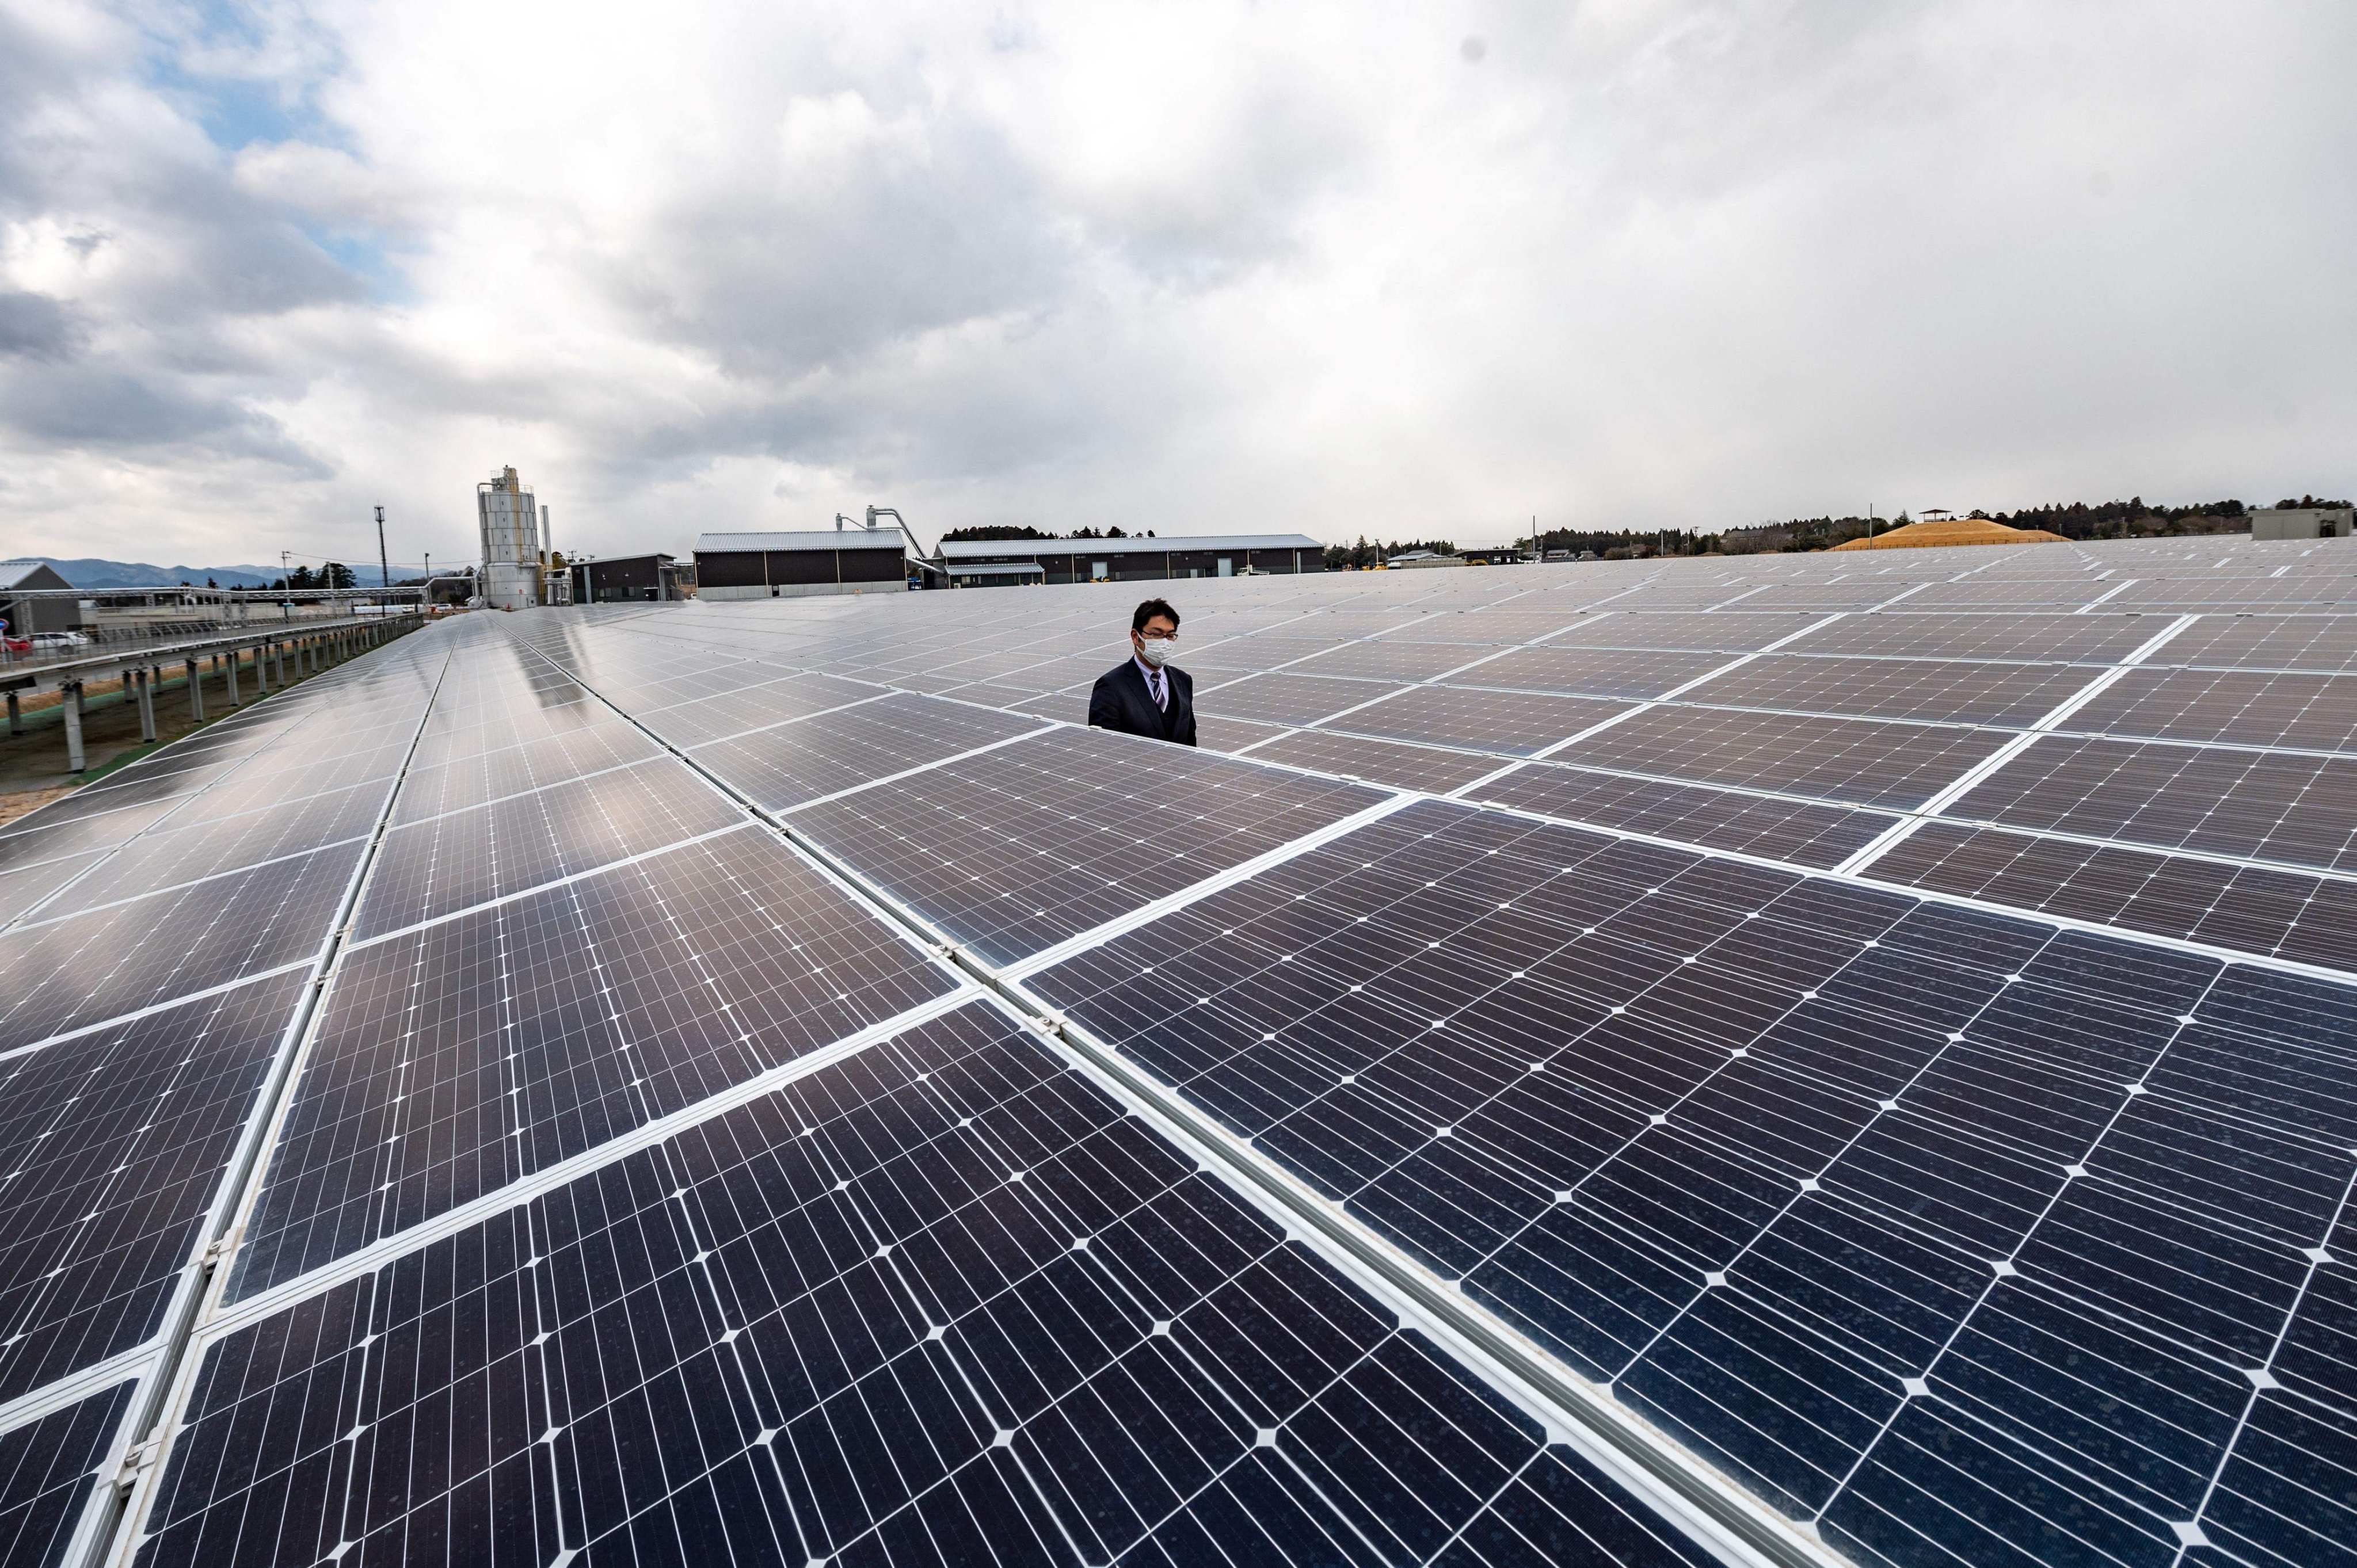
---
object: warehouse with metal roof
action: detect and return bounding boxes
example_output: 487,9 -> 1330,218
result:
693,528 -> 909,599
939,531 -> 1324,585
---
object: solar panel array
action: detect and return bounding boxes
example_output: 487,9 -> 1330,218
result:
0,533 -> 2351,1568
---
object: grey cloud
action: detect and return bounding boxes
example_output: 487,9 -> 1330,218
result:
0,292 -> 85,361
605,108 -> 1070,376
1077,78 -> 1369,286
0,361 -> 332,476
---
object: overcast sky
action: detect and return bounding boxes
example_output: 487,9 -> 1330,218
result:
1,0 -> 2350,570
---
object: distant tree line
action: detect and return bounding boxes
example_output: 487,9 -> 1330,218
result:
266,562 -> 358,590
938,525 -> 1158,542
1324,537 -> 1461,569
1520,528 -> 1715,561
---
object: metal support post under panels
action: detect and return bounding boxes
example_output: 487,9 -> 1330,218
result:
62,683 -> 84,773
135,667 -> 157,742
188,659 -> 204,722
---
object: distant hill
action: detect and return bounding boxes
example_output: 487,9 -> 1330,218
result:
20,558 -> 283,589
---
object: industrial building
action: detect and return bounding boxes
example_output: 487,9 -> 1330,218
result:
937,533 -> 1323,586
2251,506 -> 2355,540
477,466 -> 546,609
694,529 -> 908,600
570,553 -> 685,604
0,559 -> 79,635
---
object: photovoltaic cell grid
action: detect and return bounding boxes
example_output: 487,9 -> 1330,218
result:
1468,764 -> 1899,870
1869,822 -> 2357,972
3,536 -> 2351,1568
0,1381 -> 136,1567
690,693 -> 1046,812
784,727 -> 1387,966
1026,798 -> 2357,1568
136,1002 -> 1716,1568
1945,734 -> 2357,873
352,757 -> 744,940
0,971 -> 309,1406
0,619 -> 447,1567
227,825 -> 959,1302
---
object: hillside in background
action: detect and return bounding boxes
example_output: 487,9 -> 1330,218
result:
19,558 -> 282,589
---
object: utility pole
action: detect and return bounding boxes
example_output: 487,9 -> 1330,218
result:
375,505 -> 390,593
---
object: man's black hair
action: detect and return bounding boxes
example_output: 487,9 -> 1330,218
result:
1132,598 -> 1181,633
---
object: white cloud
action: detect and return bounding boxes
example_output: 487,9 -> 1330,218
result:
0,0 -> 2348,571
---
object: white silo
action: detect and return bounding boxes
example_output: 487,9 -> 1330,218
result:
477,467 -> 543,609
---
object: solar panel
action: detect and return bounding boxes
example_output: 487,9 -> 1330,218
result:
0,1378 -> 136,1568
690,694 -> 1046,812
1195,671 -> 1402,727
1469,762 -> 1901,868
2161,613 -> 2357,673
0,842 -> 361,1053
0,852 -> 113,928
1530,611 -> 1819,653
1866,821 -> 2357,970
0,971 -> 307,1402
352,757 -> 744,940
1947,733 -> 2357,871
1548,703 -> 2010,809
1246,728 -> 1513,795
1676,654 -> 2101,727
131,1001 -> 1719,1568
1786,612 -> 2161,663
33,783 -> 387,925
227,827 -> 959,1300
783,728 -> 1388,966
1191,714 -> 1294,756
1438,646 -> 1734,700
1324,686 -> 1634,757
0,539 -> 2344,1568
1293,638 -> 1511,681
390,721 -> 665,823
0,800 -> 182,878
1021,796 -> 2357,1567
634,672 -> 885,748
2068,666 -> 2357,752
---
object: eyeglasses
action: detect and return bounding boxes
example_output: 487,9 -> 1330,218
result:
1137,631 -> 1178,642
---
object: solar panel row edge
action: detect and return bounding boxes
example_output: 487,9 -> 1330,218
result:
0,634 -> 457,1568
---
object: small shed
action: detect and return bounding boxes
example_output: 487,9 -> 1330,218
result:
571,554 -> 683,604
0,560 -> 79,637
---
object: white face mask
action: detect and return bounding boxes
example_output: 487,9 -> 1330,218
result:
1136,635 -> 1176,669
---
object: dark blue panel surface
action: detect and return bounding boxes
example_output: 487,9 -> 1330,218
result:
1030,796 -> 2357,1566
0,1379 -> 133,1568
0,971 -> 305,1403
142,1004 -> 1716,1568
228,829 -> 955,1302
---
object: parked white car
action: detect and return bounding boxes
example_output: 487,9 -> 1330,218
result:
28,631 -> 90,650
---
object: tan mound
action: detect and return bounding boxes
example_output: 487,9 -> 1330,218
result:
1831,517 -> 2067,550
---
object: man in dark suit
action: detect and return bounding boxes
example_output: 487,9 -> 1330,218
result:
1088,597 -> 1195,746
